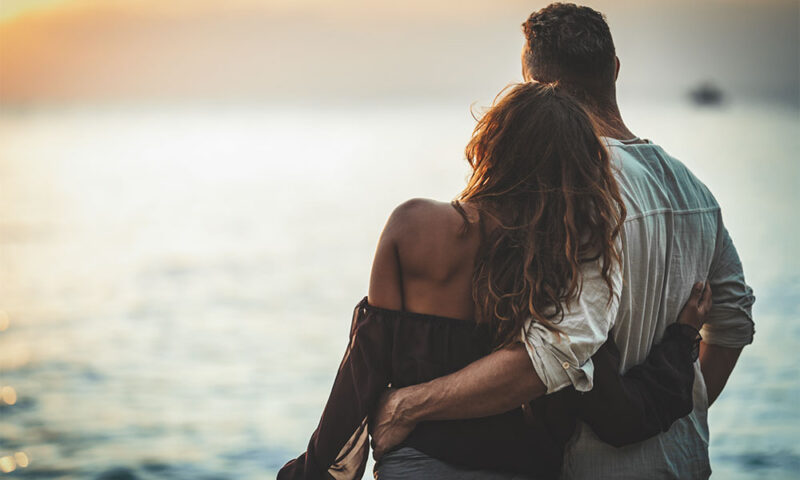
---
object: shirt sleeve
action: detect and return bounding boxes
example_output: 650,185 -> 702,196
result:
521,255 -> 622,394
700,214 -> 755,348
278,299 -> 389,480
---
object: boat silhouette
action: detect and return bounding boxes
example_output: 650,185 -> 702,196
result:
690,82 -> 725,106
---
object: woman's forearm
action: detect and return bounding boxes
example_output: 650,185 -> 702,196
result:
575,324 -> 699,448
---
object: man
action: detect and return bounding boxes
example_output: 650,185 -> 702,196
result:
370,3 -> 755,478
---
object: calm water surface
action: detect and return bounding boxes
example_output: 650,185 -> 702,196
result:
0,101 -> 797,479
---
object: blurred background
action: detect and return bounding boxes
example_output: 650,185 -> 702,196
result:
0,0 -> 798,478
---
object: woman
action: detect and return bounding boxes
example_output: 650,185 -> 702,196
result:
278,83 -> 708,479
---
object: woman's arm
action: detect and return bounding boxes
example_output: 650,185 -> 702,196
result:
574,282 -> 711,447
279,211 -> 409,479
367,204 -> 405,310
277,300 -> 391,479
371,283 -> 712,457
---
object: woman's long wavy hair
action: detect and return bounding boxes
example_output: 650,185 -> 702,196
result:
457,82 -> 626,349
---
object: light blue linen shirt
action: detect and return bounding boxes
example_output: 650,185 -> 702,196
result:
522,138 -> 755,479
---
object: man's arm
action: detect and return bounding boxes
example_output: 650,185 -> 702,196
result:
370,255 -> 620,458
372,283 -> 713,456
699,342 -> 742,406
370,343 -> 545,458
395,343 -> 545,420
698,215 -> 754,407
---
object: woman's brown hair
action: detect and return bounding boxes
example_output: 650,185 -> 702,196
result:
457,82 -> 625,348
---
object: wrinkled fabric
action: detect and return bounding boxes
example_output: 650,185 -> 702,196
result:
279,298 -> 700,480
560,138 -> 755,480
521,252 -> 622,394
279,300 -> 567,479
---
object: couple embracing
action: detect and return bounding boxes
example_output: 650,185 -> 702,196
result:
280,3 -> 754,479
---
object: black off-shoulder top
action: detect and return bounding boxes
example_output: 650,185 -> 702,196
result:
278,298 -> 699,480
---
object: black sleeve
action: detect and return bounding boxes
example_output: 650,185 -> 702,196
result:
574,324 -> 700,447
278,300 -> 391,480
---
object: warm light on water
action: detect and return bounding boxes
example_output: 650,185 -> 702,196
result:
0,344 -> 30,370
0,455 -> 16,473
14,452 -> 30,468
0,452 -> 29,472
0,0 -> 796,477
0,386 -> 18,405
0,101 -> 797,479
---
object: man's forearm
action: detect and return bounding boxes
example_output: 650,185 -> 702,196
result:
396,343 -> 547,423
699,342 -> 742,406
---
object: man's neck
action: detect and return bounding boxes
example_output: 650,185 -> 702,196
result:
585,101 -> 637,141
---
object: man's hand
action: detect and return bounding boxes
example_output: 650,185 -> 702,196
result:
369,343 -> 545,460
370,388 -> 417,460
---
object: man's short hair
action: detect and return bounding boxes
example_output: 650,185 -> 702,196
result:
522,3 -> 616,102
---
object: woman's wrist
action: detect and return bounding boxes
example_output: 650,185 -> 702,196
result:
666,323 -> 702,361
672,323 -> 701,339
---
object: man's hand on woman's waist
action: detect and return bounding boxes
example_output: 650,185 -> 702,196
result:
369,343 -> 546,460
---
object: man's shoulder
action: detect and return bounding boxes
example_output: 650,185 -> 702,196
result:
608,139 -> 686,178
609,141 -> 719,216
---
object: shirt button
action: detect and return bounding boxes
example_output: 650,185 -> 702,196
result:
562,361 -> 570,370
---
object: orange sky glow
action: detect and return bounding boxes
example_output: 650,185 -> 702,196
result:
1,0 -> 797,106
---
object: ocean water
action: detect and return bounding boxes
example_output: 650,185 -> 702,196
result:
0,100 -> 797,479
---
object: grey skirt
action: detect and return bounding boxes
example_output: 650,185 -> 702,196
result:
374,447 -> 540,480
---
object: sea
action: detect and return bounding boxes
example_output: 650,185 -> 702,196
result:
0,98 -> 798,479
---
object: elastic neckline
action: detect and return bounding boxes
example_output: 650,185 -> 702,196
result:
358,296 -> 479,328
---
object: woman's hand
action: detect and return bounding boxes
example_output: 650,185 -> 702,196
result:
677,282 -> 712,331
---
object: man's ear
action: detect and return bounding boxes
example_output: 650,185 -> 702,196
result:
615,56 -> 621,81
521,45 -> 532,82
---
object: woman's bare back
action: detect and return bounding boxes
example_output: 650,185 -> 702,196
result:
368,198 -> 484,321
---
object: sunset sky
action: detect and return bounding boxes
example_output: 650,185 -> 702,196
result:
1,0 -> 797,106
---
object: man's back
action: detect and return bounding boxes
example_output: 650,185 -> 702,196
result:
562,138 -> 755,479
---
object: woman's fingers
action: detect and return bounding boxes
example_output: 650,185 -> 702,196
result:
689,282 -> 704,307
699,283 -> 713,316
678,282 -> 707,330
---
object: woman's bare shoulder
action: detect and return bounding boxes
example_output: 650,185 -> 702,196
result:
383,198 -> 466,240
369,198 -> 460,309
383,198 -> 480,278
